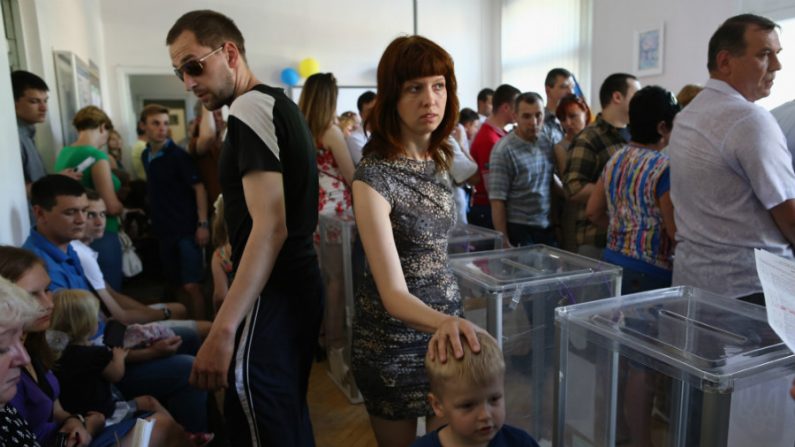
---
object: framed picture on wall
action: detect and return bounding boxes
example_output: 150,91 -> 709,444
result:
53,51 -> 79,145
53,51 -> 103,145
633,23 -> 664,77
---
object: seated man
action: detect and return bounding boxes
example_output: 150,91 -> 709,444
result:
22,174 -> 209,433
73,190 -> 211,338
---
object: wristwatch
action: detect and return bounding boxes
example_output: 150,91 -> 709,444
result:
198,220 -> 209,229
162,307 -> 172,320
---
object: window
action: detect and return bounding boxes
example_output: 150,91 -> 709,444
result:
1,0 -> 24,71
501,0 -> 592,100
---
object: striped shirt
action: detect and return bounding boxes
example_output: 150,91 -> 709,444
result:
487,131 -> 554,228
603,145 -> 672,270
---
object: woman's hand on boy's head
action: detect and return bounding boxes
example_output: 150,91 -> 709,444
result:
428,316 -> 482,363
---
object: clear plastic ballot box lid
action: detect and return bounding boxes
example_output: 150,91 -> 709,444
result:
447,224 -> 503,252
448,245 -> 621,297
555,286 -> 795,391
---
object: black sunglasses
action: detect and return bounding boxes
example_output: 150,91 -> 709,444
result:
174,46 -> 224,81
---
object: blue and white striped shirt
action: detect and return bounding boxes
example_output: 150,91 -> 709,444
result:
487,131 -> 555,228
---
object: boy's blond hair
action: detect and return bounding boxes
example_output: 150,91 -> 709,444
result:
51,289 -> 100,343
425,332 -> 505,395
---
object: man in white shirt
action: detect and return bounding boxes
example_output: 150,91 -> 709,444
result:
669,13 -> 795,303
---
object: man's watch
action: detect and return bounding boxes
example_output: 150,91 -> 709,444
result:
162,307 -> 172,320
198,220 -> 209,229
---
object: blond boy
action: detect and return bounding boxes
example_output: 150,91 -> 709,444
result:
415,333 -> 539,446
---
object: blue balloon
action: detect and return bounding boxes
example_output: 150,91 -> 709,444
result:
280,68 -> 300,86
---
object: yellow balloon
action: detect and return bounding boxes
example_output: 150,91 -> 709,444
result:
298,58 -> 320,78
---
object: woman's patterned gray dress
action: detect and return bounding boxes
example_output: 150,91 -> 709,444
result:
351,154 -> 462,419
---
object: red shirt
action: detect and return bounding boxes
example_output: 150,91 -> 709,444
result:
469,121 -> 507,206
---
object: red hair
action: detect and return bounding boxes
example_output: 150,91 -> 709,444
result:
556,94 -> 592,125
364,35 -> 459,171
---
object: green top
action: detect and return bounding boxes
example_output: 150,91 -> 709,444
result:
55,145 -> 121,233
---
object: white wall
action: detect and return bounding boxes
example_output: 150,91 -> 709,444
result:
100,0 -> 497,146
418,0 -> 501,109
0,6 -> 33,245
590,0 -> 741,110
17,0 -> 108,170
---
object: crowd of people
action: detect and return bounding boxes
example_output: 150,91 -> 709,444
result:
1,7 -> 795,447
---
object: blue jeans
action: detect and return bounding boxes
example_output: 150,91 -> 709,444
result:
117,354 -> 207,432
90,231 -> 123,290
171,325 -> 200,355
159,236 -> 204,285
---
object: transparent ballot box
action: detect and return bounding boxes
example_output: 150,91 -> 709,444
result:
317,213 -> 363,403
447,224 -> 504,254
317,217 -> 503,403
448,245 -> 621,441
555,286 -> 795,447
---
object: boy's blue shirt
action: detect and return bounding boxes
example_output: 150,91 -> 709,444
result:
411,424 -> 540,447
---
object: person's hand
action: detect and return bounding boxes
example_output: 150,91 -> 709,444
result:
149,336 -> 182,358
189,329 -> 234,391
790,378 -> 795,401
427,316 -> 484,363
60,418 -> 91,447
112,347 -> 129,360
196,227 -> 210,247
59,168 -> 83,182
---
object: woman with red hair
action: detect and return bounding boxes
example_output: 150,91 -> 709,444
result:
351,35 -> 485,446
554,94 -> 592,251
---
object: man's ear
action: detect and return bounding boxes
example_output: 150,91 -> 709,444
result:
715,49 -> 733,76
611,90 -> 624,106
428,392 -> 446,419
32,205 -> 46,225
225,42 -> 242,69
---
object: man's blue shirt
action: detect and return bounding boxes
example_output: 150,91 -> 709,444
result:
23,229 -> 90,291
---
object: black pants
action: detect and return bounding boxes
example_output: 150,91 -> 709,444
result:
507,223 -> 557,247
225,264 -> 324,446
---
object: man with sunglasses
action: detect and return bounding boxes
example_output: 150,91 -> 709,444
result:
167,10 -> 322,447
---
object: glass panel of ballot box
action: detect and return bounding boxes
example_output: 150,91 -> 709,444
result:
317,215 -> 504,403
555,286 -> 795,447
448,245 -> 622,444
447,223 -> 503,254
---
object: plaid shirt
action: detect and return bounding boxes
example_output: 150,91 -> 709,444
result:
562,114 -> 628,247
